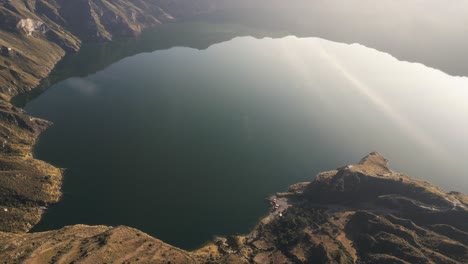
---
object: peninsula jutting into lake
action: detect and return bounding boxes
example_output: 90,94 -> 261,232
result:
24,33 -> 468,249
0,1 -> 467,263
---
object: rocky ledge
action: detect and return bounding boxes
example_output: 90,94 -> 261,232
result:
0,153 -> 466,263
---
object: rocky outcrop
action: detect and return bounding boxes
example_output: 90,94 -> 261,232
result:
16,18 -> 48,36
305,152 -> 467,209
0,154 -> 466,263
207,153 -> 467,263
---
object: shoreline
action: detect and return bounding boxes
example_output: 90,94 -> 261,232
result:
0,11 -> 175,234
0,2 -> 467,262
0,148 -> 466,262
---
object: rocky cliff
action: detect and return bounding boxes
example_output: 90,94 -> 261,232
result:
0,153 -> 466,263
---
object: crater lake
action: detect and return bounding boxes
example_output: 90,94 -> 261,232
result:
21,23 -> 468,249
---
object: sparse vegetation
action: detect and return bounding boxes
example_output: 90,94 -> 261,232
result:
268,207 -> 327,249
0,153 -> 466,263
0,1 -> 466,263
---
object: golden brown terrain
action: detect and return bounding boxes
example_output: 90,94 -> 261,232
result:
0,153 -> 466,263
0,1 -> 467,263
0,0 -> 220,235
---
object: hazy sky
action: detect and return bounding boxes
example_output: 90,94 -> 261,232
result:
219,0 -> 468,76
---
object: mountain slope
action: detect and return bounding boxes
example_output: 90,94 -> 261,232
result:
0,0 -> 178,97
0,1 -> 467,263
0,153 -> 466,263
0,0 -> 219,235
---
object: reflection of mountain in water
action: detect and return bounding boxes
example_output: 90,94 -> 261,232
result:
204,3 -> 468,78
14,1 -> 468,106
11,22 -> 289,107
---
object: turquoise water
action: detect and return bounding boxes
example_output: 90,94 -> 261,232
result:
25,29 -> 468,249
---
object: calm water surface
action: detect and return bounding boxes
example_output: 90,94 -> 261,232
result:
25,28 -> 468,249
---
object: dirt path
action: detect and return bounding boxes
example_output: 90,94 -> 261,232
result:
261,195 -> 293,225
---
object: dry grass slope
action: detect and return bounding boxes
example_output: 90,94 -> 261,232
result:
0,1 -> 466,263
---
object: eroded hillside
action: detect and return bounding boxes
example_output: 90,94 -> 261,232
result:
0,0 -> 220,234
0,1 -> 467,263
1,153 -> 466,263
